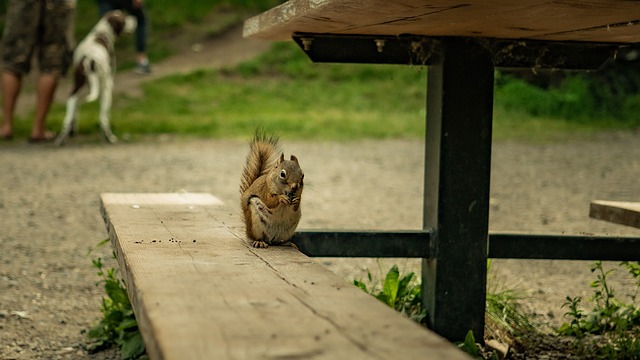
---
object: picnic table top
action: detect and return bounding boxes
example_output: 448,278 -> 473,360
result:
590,200 -> 640,229
100,192 -> 470,360
244,0 -> 640,43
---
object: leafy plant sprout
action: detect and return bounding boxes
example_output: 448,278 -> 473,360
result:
353,260 -> 533,358
559,261 -> 640,359
87,239 -> 146,360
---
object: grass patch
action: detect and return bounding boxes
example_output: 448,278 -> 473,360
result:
3,2 -> 640,142
8,35 -> 640,142
491,107 -> 625,142
117,68 -> 426,140
42,42 -> 429,141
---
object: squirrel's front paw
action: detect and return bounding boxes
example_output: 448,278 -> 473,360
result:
250,196 -> 264,209
252,240 -> 269,248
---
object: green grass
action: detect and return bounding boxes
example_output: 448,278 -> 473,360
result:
8,26 -> 640,142
39,42 -> 429,141
112,69 -> 426,140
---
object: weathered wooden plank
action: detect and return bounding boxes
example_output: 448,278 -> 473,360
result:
100,193 -> 469,360
244,0 -> 640,43
590,200 -> 640,229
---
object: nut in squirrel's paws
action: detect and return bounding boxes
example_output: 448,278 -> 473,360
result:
278,194 -> 291,205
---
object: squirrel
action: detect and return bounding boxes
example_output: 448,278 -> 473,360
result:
240,132 -> 304,248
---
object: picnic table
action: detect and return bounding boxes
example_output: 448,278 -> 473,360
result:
244,0 -> 640,343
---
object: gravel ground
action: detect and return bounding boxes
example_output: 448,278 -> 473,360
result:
1,132 -> 639,359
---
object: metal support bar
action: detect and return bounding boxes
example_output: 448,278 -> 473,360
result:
292,32 -> 618,69
292,230 -> 431,257
488,233 -> 640,260
422,37 -> 494,343
292,231 -> 640,260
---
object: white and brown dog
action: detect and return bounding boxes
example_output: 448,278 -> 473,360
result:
55,10 -> 136,145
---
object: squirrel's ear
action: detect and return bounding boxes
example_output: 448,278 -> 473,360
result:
275,153 -> 284,167
290,155 -> 298,164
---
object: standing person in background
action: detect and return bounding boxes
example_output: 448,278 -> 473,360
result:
97,0 -> 151,74
0,0 -> 76,142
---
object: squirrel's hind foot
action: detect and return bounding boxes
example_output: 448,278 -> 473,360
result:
252,240 -> 269,248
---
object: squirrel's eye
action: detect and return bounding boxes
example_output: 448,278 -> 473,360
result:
279,169 -> 287,179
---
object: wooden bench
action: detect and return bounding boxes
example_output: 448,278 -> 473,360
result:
243,0 -> 640,343
590,200 -> 640,229
100,193 -> 470,360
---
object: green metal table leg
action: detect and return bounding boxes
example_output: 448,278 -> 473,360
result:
422,37 -> 494,342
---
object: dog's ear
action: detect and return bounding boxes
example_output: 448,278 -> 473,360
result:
107,11 -> 126,36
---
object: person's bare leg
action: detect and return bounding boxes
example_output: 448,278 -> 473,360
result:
1,71 -> 22,138
31,73 -> 58,140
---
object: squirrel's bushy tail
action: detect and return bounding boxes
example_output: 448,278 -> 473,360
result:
240,130 -> 279,194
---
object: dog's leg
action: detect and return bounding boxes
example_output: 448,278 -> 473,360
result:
99,76 -> 118,143
71,115 -> 79,137
56,62 -> 88,146
55,94 -> 80,146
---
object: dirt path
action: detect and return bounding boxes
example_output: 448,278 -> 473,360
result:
2,21 -> 640,359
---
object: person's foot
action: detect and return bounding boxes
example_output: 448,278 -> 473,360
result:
29,130 -> 56,144
0,125 -> 12,140
134,62 -> 152,75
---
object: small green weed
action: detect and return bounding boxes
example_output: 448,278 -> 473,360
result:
354,262 -> 532,358
558,261 -> 640,359
458,330 -> 483,358
87,239 -> 146,360
457,330 -> 501,360
485,287 -> 535,341
353,265 -> 426,323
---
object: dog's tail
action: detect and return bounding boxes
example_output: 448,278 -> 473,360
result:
80,57 -> 100,103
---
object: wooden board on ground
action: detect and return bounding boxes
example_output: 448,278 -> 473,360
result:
590,200 -> 640,229
243,0 -> 640,43
100,193 -> 470,360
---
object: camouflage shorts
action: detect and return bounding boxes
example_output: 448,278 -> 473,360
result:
1,0 -> 76,76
